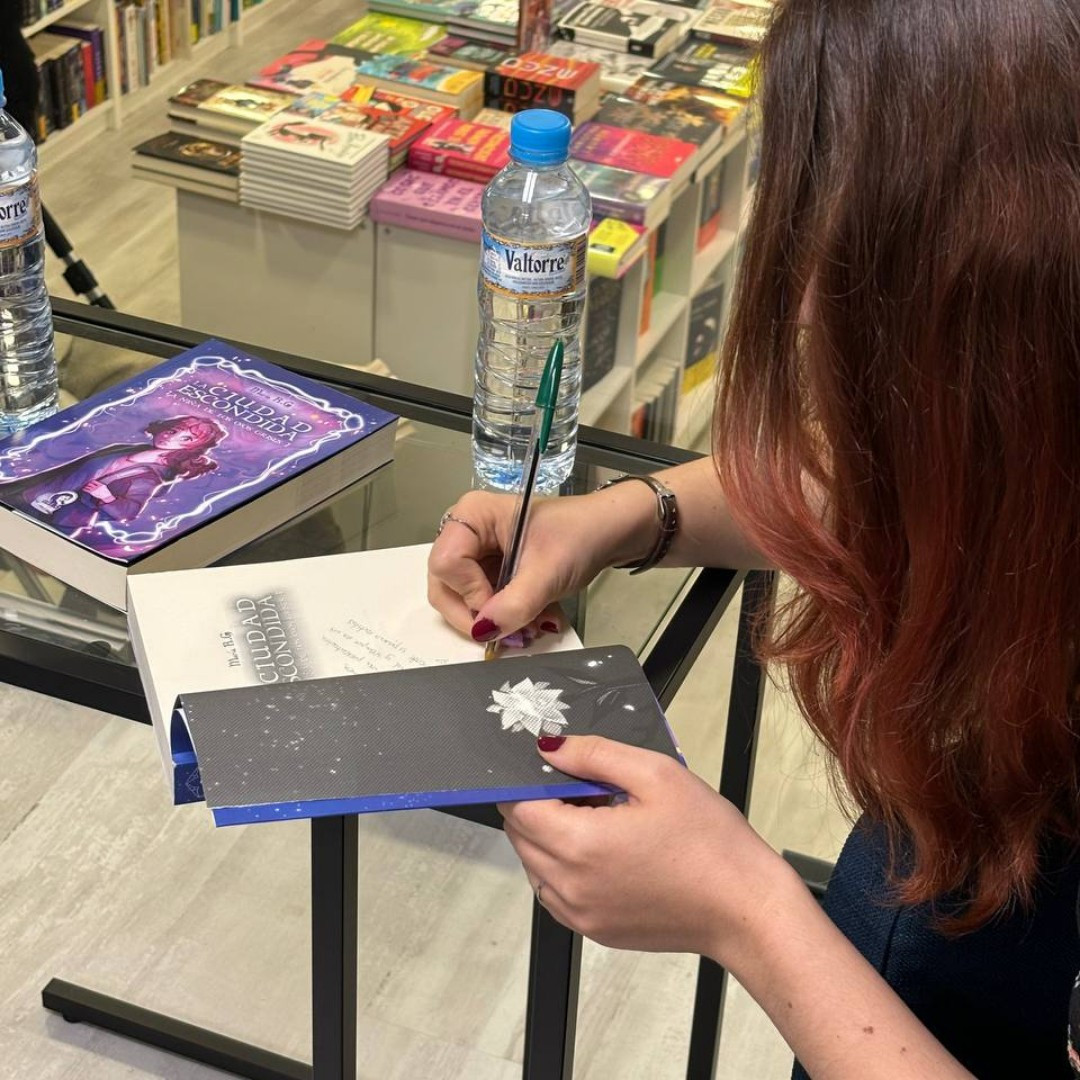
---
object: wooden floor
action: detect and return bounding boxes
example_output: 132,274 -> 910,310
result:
5,3 -> 853,1077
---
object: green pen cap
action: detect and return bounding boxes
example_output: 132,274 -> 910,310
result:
536,340 -> 564,453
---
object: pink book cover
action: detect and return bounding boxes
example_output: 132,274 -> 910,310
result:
569,121 -> 696,178
370,168 -> 484,242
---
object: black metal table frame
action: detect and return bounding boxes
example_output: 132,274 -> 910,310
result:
3,301 -> 776,1080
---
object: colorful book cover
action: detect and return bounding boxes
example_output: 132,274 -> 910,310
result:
427,33 -> 515,69
447,0 -> 520,31
683,275 -> 724,391
545,39 -> 653,91
593,91 -> 735,146
472,106 -> 514,129
492,50 -> 600,91
242,117 -> 390,167
587,216 -> 646,276
556,0 -> 682,56
570,159 -> 670,224
169,77 -> 228,108
285,90 -> 452,154
0,343 -> 396,564
370,167 -> 485,242
134,132 -> 242,174
199,84 -> 297,123
647,40 -> 756,97
355,54 -> 484,96
330,12 -> 447,55
408,116 -> 510,178
571,121 -> 696,178
251,39 -> 368,97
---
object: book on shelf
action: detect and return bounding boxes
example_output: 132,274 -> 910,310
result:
555,0 -> 689,59
631,355 -> 680,441
639,225 -> 658,332
545,39 -> 652,93
407,116 -> 510,182
587,216 -> 648,277
569,158 -> 672,227
0,342 -> 398,612
427,34 -> 516,71
167,80 -> 297,137
330,12 -> 447,55
133,131 -> 242,191
696,153 -> 727,249
127,544 -> 680,825
571,121 -> 697,186
484,51 -> 602,122
240,118 -> 391,229
284,89 -> 453,170
49,19 -> 108,107
683,270 -> 725,393
691,0 -> 772,46
644,39 -> 755,97
370,168 -> 485,242
582,273 -> 624,391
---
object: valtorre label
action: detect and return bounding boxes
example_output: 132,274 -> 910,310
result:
481,230 -> 587,300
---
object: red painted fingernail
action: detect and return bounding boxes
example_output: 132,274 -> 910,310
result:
540,621 -> 559,634
471,618 -> 499,642
538,735 -> 566,752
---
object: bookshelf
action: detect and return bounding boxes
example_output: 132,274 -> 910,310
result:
173,122 -> 754,450
21,0 -> 280,162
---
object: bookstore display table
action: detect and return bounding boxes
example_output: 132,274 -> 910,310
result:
0,300 -> 771,1080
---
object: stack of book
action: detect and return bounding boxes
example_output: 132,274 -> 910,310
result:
351,54 -> 485,115
133,132 -> 242,202
428,34 -> 516,71
545,38 -> 652,92
240,116 -> 391,229
631,355 -> 681,441
370,168 -> 485,242
285,89 -> 454,170
570,160 -> 672,227
167,79 -> 297,146
445,0 -> 521,47
642,38 -> 756,97
407,116 -> 509,181
484,51 -> 602,123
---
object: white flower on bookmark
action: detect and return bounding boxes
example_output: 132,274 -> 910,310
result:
487,678 -> 570,738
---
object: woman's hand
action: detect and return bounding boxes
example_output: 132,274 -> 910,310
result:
497,735 -> 786,960
428,486 -> 657,646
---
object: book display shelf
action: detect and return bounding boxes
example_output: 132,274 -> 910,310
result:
22,0 -> 281,162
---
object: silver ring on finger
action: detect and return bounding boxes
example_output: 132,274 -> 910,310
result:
437,509 -> 481,540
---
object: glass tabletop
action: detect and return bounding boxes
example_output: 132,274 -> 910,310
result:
0,302 -> 703,679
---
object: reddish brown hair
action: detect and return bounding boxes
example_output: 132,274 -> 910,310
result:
715,0 -> 1080,928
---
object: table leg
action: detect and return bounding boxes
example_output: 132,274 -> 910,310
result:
311,815 -> 359,1080
522,900 -> 582,1080
686,571 -> 775,1080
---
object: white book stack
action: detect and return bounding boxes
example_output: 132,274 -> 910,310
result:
239,116 -> 391,230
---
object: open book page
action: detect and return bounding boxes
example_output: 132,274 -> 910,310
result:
127,543 -> 582,788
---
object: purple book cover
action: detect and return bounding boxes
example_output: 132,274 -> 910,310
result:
0,341 -> 395,564
370,167 -> 485,241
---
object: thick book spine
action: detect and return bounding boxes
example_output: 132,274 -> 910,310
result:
484,71 -> 578,118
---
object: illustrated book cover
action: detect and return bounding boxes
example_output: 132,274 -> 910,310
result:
133,132 -> 242,177
692,0 -> 772,46
569,158 -> 672,226
330,12 -> 447,55
570,121 -> 697,182
645,40 -> 756,97
127,543 -> 587,816
0,342 -> 398,610
407,116 -> 510,181
555,0 -> 686,58
484,51 -> 601,119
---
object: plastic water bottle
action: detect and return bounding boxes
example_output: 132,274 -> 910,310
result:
0,69 -> 57,436
472,109 -> 591,493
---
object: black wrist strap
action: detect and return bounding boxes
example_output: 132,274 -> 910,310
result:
595,473 -> 679,575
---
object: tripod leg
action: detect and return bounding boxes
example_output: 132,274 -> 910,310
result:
42,204 -> 115,309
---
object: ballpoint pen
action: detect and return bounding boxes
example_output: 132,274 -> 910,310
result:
485,339 -> 564,661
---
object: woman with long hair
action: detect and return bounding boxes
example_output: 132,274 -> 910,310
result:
428,1 -> 1080,1076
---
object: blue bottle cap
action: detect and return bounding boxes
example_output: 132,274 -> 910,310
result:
509,110 -> 572,166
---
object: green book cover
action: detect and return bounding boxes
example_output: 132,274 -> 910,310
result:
332,12 -> 447,55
